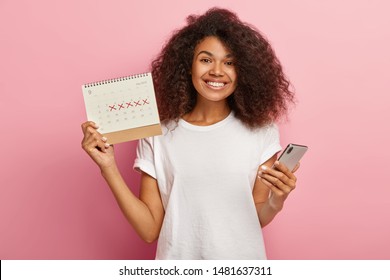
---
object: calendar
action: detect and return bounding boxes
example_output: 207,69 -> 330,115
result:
82,72 -> 162,144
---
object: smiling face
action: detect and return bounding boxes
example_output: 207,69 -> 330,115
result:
191,36 -> 238,104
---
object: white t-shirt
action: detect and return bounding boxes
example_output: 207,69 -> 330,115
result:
134,112 -> 281,259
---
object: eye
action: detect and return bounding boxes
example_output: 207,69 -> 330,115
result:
225,61 -> 234,66
200,58 -> 212,63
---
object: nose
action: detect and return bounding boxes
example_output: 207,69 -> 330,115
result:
209,62 -> 224,76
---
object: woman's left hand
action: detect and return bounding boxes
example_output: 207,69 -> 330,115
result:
257,161 -> 300,211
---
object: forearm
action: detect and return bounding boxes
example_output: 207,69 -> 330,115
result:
256,200 -> 283,228
100,165 -> 160,242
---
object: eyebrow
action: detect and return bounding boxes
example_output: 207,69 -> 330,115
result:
196,50 -> 233,58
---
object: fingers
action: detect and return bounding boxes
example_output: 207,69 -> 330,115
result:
81,122 -> 111,154
257,162 -> 297,194
259,174 -> 285,196
81,121 -> 99,134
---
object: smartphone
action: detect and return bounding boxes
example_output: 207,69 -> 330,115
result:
275,143 -> 308,171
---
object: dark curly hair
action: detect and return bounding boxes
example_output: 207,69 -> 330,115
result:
151,7 -> 295,128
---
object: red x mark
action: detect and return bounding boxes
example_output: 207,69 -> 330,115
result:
109,105 -> 117,111
118,103 -> 125,110
126,102 -> 133,108
134,100 -> 141,107
142,99 -> 149,105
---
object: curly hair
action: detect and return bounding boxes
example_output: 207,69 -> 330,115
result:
151,7 -> 295,128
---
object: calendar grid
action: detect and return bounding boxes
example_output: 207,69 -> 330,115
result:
82,72 -> 161,143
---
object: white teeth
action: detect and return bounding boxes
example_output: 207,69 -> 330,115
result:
207,81 -> 225,87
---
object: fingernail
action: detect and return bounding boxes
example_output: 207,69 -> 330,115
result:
102,137 -> 107,142
104,143 -> 110,148
261,165 -> 267,171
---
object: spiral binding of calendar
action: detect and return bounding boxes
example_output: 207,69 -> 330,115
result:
83,72 -> 150,88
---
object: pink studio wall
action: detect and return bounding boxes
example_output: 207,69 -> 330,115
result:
1,0 -> 389,259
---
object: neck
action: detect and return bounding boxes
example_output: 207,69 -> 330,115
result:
183,99 -> 231,126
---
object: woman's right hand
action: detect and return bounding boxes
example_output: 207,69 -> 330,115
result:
81,121 -> 116,169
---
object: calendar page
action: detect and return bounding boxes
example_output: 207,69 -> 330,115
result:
82,73 -> 162,144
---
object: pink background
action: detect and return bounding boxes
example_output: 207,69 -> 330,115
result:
1,0 -> 389,259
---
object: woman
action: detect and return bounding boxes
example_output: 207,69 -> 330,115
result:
81,7 -> 298,259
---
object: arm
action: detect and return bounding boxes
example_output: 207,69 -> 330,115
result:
252,154 -> 298,227
81,121 -> 164,243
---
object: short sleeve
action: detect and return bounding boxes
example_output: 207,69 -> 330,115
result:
133,137 -> 157,179
259,123 -> 282,164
